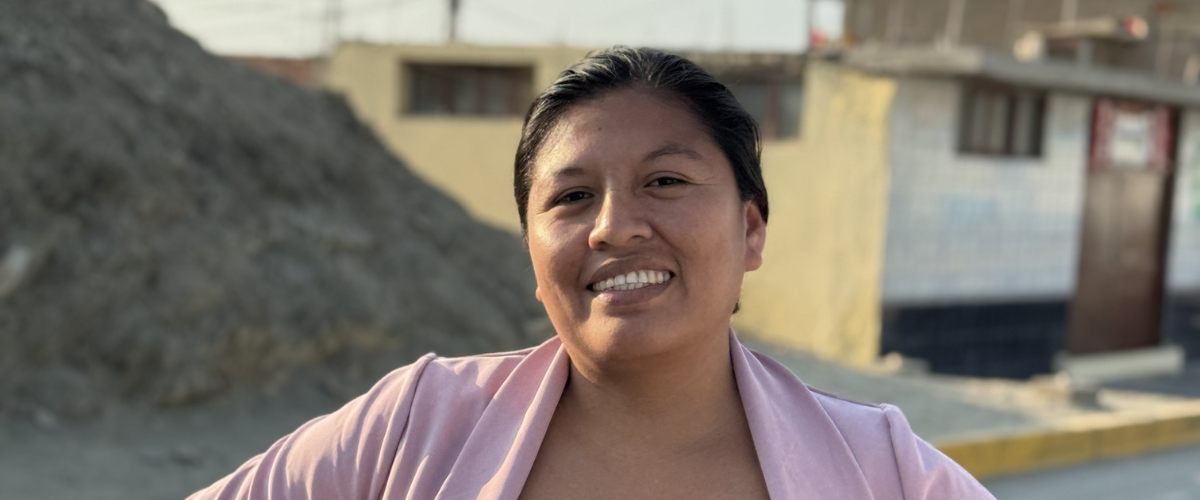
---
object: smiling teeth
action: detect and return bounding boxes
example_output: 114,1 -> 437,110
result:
591,271 -> 672,292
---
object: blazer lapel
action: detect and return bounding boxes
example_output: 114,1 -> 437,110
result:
432,331 -> 875,500
433,339 -> 569,500
730,330 -> 877,500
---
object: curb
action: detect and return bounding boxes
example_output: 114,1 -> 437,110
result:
934,400 -> 1200,480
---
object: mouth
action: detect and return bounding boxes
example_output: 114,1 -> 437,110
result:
588,270 -> 674,293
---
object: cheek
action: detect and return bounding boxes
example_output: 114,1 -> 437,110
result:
527,221 -> 586,296
664,197 -> 744,259
661,198 -> 747,296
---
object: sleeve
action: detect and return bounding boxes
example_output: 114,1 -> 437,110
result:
186,354 -> 434,500
881,404 -> 997,500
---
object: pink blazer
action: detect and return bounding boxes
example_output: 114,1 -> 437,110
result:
189,332 -> 995,499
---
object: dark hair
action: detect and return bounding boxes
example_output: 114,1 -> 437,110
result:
513,46 -> 769,234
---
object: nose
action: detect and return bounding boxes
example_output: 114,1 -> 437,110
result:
588,190 -> 652,250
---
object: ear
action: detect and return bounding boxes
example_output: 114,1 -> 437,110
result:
743,201 -> 766,272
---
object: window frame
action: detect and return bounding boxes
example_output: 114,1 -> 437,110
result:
402,62 -> 533,117
957,80 -> 1047,158
725,77 -> 805,141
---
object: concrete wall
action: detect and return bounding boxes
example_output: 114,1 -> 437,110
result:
843,0 -> 1200,80
882,77 -> 1091,304
324,43 -> 590,233
1166,110 -> 1200,358
1170,109 -> 1200,293
735,61 -> 893,366
844,0 -> 1061,47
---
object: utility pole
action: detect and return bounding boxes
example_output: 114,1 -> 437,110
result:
886,0 -> 907,44
944,0 -> 966,46
324,0 -> 342,55
1005,0 -> 1026,43
723,0 -> 734,50
806,0 -> 817,50
1061,0 -> 1078,23
448,0 -> 461,43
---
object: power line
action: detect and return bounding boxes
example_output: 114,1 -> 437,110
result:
154,0 -> 303,14
197,0 -> 414,36
472,0 -> 553,34
324,0 -> 343,54
184,0 -> 553,53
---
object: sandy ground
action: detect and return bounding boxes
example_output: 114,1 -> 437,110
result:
744,338 -> 1200,441
0,383 -> 345,500
2,338 -> 1195,500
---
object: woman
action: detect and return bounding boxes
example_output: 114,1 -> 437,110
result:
190,47 -> 995,500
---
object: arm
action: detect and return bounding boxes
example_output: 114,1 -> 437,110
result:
882,405 -> 997,500
187,354 -> 434,500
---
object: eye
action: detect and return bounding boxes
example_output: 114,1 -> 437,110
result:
554,190 -> 592,206
649,177 -> 686,187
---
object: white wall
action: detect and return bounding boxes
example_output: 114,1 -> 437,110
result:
881,77 -> 1091,304
1169,109 -> 1200,293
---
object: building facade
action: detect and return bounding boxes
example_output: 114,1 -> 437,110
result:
316,38 -> 1200,378
844,0 -> 1200,81
320,42 -> 889,366
841,47 -> 1200,377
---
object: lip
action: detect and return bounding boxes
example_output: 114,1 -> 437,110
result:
590,276 -> 672,308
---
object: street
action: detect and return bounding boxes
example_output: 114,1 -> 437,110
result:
984,445 -> 1200,500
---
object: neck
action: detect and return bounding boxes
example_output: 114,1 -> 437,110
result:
557,327 -> 749,452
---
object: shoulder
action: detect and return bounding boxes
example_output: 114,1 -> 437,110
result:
806,385 -> 995,500
321,345 -> 543,443
807,386 -> 893,435
383,343 -> 558,440
743,349 -> 994,499
410,345 -> 541,399
805,386 -> 921,457
366,344 -> 542,396
185,346 -> 551,500
805,388 -> 909,491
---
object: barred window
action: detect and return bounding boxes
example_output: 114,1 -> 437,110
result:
959,82 -> 1046,157
406,63 -> 532,116
728,79 -> 804,140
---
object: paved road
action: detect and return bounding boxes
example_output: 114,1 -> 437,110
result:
984,445 -> 1200,500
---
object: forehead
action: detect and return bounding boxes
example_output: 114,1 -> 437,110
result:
531,90 -> 720,180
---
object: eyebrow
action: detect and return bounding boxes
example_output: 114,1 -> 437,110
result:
544,143 -> 704,181
549,165 -> 588,181
644,144 -> 703,162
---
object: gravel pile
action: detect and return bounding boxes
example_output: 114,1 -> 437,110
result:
0,0 -> 547,417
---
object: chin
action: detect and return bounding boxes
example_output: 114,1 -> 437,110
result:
580,318 -> 696,363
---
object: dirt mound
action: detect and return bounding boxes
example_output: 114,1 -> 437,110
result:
0,0 -> 547,415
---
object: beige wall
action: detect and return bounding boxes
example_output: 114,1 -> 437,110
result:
734,61 -> 894,367
324,43 -> 591,232
325,44 -> 892,367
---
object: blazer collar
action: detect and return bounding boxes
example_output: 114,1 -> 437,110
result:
730,330 -> 876,499
434,331 -> 874,500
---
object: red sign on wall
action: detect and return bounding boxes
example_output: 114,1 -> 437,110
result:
1089,98 -> 1175,172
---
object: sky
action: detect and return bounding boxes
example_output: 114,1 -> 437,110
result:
150,0 -> 845,57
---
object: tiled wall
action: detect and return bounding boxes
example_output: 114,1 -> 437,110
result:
881,77 -> 1091,305
1169,109 -> 1200,294
1167,109 -> 1200,358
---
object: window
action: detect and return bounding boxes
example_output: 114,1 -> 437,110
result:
959,82 -> 1046,157
406,63 -> 533,116
727,79 -> 804,140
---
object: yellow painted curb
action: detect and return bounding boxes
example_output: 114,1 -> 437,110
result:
935,400 -> 1200,480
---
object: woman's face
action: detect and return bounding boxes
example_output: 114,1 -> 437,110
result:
525,89 -> 766,367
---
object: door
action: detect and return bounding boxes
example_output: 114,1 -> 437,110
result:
1068,98 -> 1175,354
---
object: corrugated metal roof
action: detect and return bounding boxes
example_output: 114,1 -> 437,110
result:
841,46 -> 1200,107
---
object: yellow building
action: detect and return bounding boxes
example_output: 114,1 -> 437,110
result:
322,43 -> 889,367
324,43 -> 590,232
